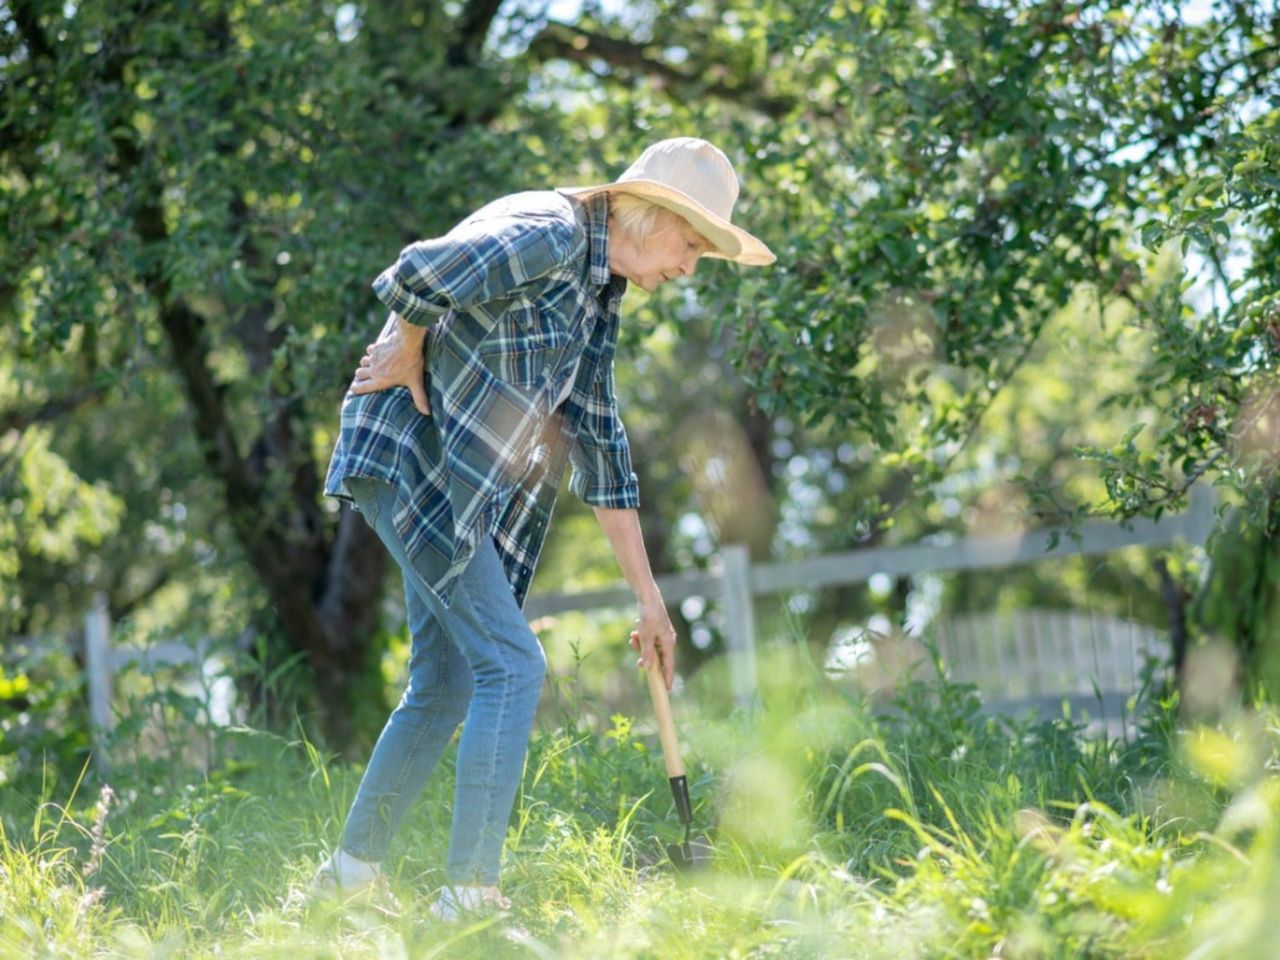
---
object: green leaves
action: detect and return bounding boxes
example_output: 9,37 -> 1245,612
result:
687,0 -> 1280,547
5,0 -> 1280,727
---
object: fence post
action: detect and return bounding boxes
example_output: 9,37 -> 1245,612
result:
718,544 -> 758,710
83,592 -> 112,775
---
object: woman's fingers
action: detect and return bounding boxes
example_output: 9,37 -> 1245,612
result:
350,359 -> 390,395
408,378 -> 431,416
347,369 -> 430,415
346,337 -> 432,410
351,346 -> 376,393
630,628 -> 674,687
629,629 -> 651,668
631,624 -> 675,687
657,633 -> 675,689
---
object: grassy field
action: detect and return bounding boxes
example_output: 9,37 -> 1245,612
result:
1,642 -> 1277,959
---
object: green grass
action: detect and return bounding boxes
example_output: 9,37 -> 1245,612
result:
2,642 -> 1278,959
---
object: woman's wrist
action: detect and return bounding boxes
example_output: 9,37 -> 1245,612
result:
636,584 -> 664,610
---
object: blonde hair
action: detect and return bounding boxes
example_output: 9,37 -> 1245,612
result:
608,192 -> 693,247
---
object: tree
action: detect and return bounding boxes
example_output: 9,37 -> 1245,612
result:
7,0 -> 1278,765
1,0 -> 565,749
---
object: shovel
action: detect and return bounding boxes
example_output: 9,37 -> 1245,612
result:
642,654 -> 711,871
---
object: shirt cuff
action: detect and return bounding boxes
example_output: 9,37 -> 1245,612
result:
569,467 -> 641,510
371,268 -> 449,326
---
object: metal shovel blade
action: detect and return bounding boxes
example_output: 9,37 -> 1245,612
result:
665,829 -> 713,871
664,775 -> 712,871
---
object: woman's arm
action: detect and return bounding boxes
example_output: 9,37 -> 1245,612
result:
373,215 -> 578,324
592,505 -> 677,689
348,211 -> 581,413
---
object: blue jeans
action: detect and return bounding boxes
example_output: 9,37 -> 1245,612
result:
339,476 -> 546,884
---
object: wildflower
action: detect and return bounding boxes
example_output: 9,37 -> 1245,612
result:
83,783 -> 115,880
77,783 -> 115,923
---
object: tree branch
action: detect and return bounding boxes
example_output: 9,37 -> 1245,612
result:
527,20 -> 796,119
112,568 -> 174,622
447,0 -> 505,69
11,0 -> 54,62
0,384 -> 110,434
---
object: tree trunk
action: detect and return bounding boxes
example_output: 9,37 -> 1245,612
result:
1154,556 -> 1189,691
28,2 -> 400,754
42,0 -> 523,754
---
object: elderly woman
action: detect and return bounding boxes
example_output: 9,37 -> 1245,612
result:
316,137 -> 773,915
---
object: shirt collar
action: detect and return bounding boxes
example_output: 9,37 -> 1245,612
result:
582,191 -> 613,289
556,189 -> 615,290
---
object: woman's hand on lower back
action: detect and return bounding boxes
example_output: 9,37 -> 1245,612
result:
350,314 -> 432,415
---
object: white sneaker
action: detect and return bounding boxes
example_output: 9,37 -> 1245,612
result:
311,849 -> 400,914
427,884 -> 512,923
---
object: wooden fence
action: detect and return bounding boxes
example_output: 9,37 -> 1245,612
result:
10,486 -> 1215,770
14,594 -> 209,774
525,484 -> 1215,708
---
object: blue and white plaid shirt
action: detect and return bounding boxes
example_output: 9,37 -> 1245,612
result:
324,190 -> 639,609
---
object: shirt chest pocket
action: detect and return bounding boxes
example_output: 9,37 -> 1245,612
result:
477,296 -> 570,390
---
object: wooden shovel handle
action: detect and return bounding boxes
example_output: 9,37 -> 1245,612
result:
644,656 -> 685,779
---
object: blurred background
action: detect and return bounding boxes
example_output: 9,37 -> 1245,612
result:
3,0 -> 1278,779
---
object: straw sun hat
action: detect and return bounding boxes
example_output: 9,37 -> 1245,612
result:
559,137 -> 776,267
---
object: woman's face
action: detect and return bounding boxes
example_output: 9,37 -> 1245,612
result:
610,216 -> 713,292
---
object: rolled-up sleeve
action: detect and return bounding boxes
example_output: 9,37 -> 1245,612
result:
372,214 -> 579,326
569,355 -> 641,509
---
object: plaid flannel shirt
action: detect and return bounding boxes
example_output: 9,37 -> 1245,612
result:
323,190 -> 639,609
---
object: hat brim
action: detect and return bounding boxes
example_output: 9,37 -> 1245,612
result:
557,181 -> 776,267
